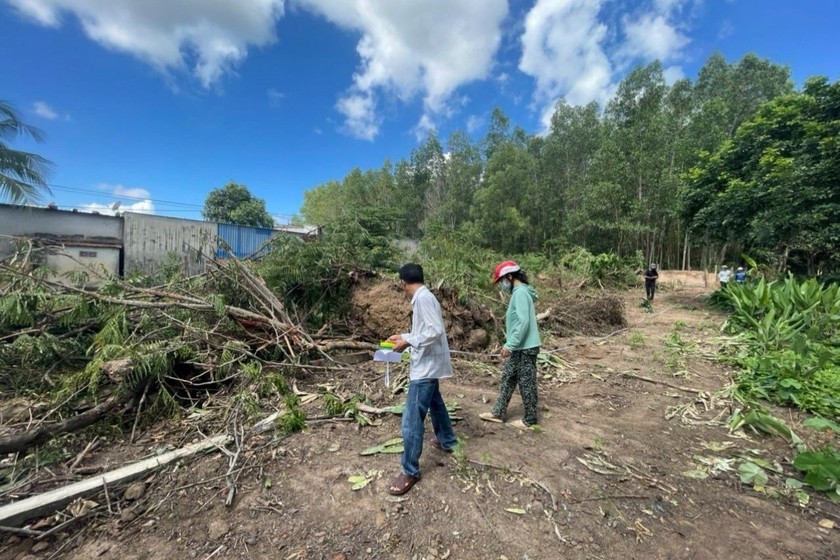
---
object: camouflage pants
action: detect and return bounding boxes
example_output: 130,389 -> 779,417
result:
492,347 -> 540,426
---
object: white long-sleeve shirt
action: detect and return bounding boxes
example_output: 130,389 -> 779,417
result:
401,285 -> 452,381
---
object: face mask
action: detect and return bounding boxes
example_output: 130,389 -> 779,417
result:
501,280 -> 513,293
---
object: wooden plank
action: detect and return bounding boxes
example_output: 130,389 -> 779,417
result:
0,434 -> 232,528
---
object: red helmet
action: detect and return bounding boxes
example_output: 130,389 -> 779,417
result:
492,260 -> 520,283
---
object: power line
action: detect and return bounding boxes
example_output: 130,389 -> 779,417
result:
44,182 -> 298,220
47,183 -> 203,208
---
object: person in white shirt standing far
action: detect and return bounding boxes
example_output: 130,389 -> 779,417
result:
719,265 -> 732,289
386,263 -> 457,496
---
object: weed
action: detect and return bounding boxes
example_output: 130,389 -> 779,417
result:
279,394 -> 307,434
629,331 -> 645,349
452,436 -> 471,477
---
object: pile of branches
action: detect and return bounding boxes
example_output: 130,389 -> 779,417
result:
0,243 -> 368,456
538,295 -> 626,338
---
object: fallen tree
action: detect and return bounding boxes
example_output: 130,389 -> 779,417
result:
0,242 -> 371,455
0,434 -> 232,528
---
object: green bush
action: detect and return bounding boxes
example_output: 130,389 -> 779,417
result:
721,275 -> 840,417
259,215 -> 400,327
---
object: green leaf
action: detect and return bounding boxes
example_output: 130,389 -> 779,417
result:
504,507 -> 527,515
803,417 -> 840,434
794,451 -> 840,492
360,437 -> 403,456
380,445 -> 404,454
348,475 -> 371,490
794,490 -> 810,506
360,445 -> 386,456
681,469 -> 709,480
739,461 -> 769,486
784,477 -> 803,489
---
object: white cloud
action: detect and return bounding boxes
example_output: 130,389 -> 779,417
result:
295,0 -> 508,139
519,0 -> 613,127
96,183 -> 151,199
267,88 -> 285,107
89,183 -> 154,213
32,101 -> 58,119
519,0 -> 695,129
619,13 -> 689,62
113,185 -> 151,199
412,114 -> 435,141
8,0 -> 285,87
466,114 -> 483,134
83,199 -> 154,215
8,0 -> 60,25
335,91 -> 378,141
718,20 -> 734,40
663,65 -> 684,85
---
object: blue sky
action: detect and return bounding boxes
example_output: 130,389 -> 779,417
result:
3,0 -> 839,223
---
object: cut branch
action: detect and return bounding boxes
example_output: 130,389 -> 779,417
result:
0,395 -> 125,455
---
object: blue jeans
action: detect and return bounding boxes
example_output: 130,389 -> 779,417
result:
401,379 -> 457,478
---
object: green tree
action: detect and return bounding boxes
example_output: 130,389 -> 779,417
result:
0,101 -> 52,204
542,100 -> 603,252
690,53 -> 793,153
300,179 -> 345,225
202,182 -> 274,228
471,140 -> 536,253
422,131 -> 482,234
685,77 -> 840,275
600,62 -> 671,260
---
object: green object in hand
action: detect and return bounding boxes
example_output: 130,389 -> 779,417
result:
380,341 -> 396,349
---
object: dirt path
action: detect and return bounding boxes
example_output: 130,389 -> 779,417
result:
4,287 -> 839,560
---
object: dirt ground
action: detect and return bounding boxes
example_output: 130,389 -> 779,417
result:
2,285 -> 839,560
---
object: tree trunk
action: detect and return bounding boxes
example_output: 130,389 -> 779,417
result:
0,395 -> 125,455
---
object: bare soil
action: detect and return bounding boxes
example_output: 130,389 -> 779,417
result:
349,281 -> 495,351
3,286 -> 839,560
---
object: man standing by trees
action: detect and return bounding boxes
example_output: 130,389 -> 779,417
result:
643,263 -> 659,301
385,263 -> 457,495
719,265 -> 732,288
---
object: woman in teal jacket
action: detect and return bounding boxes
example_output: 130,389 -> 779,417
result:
480,260 -> 542,429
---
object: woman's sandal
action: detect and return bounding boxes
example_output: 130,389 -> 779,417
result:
479,412 -> 503,423
388,472 -> 420,496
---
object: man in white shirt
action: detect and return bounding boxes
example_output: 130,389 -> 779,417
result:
719,265 -> 732,288
386,263 -> 457,495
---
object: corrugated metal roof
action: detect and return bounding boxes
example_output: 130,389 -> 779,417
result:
216,223 -> 277,259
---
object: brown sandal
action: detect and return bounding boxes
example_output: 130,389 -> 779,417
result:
431,438 -> 453,453
388,472 -> 420,496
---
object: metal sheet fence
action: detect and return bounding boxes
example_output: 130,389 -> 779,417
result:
216,223 -> 277,260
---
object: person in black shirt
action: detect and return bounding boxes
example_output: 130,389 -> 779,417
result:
643,263 -> 659,301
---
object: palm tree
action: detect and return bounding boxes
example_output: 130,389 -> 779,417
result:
0,101 -> 53,205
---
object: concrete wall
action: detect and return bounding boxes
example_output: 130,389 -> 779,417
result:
45,245 -> 121,287
123,213 -> 215,277
0,204 -> 123,261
